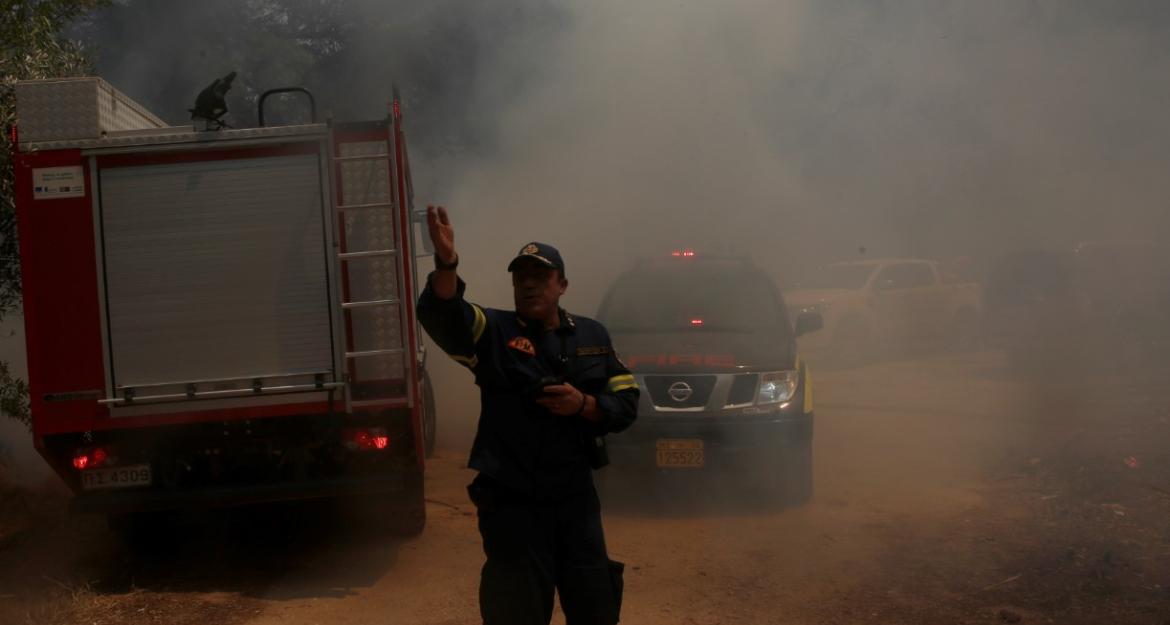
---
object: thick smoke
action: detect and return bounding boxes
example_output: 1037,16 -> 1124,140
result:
73,1 -> 1170,310
9,0 -> 1170,451
80,0 -> 566,163
450,0 -> 1170,289
427,0 -> 1170,440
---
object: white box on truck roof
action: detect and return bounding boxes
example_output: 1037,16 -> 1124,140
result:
15,77 -> 166,144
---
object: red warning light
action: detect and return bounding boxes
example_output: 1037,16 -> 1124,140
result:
72,446 -> 111,471
682,250 -> 696,257
343,428 -> 391,451
690,318 -> 704,326
671,251 -> 682,257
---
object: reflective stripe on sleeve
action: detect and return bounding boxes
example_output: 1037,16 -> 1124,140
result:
606,374 -> 638,393
471,304 -> 487,344
451,353 -> 479,369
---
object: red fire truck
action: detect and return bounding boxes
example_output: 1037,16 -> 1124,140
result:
11,77 -> 435,536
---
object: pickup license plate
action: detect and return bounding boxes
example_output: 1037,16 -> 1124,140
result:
81,464 -> 152,490
656,439 -> 705,468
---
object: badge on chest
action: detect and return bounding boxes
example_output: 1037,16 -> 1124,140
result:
508,336 -> 536,357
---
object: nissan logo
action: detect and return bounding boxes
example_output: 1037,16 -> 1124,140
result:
667,381 -> 694,403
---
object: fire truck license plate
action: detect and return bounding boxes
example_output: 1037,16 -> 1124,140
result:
81,465 -> 152,490
656,439 -> 704,468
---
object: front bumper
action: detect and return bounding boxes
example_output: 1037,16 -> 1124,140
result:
606,412 -> 813,476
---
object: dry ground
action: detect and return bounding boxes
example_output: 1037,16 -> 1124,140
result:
2,350 -> 1169,625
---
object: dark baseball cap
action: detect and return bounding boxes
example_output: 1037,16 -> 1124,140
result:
507,242 -> 565,274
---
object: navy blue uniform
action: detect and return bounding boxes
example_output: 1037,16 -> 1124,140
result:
417,274 -> 638,625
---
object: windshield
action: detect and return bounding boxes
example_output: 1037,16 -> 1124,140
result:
600,265 -> 788,333
793,264 -> 875,290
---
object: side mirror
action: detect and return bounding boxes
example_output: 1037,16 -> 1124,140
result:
794,311 -> 824,337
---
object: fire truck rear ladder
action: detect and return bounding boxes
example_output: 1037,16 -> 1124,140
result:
330,143 -> 410,413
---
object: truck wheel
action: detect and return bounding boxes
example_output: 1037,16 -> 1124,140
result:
780,438 -> 813,506
762,436 -> 813,508
421,370 -> 437,458
381,470 -> 427,536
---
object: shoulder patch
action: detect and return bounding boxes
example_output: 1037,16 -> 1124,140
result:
508,336 -> 536,357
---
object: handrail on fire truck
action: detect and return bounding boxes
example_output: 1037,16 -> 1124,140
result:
257,87 -> 317,127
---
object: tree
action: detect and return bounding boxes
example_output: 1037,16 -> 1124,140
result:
1,0 -> 108,427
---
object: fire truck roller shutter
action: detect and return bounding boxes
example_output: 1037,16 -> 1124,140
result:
98,153 -> 336,393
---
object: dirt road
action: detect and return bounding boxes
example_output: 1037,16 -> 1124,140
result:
3,351 -> 1169,624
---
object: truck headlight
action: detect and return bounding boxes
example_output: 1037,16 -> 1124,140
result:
757,370 -> 798,404
791,302 -> 827,319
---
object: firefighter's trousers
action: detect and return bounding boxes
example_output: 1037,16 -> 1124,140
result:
468,475 -> 624,625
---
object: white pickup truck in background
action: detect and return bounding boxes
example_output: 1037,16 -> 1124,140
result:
785,258 -> 982,363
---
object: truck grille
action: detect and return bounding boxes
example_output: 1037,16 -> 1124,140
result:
644,375 -> 716,409
726,374 -> 759,406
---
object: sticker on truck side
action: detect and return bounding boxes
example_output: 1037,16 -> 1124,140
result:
32,166 -> 85,199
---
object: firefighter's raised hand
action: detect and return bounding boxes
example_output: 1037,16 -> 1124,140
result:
427,205 -> 457,266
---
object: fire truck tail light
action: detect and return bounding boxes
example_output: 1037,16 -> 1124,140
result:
343,428 -> 391,451
691,318 -> 704,326
72,446 -> 111,470
671,249 -> 698,258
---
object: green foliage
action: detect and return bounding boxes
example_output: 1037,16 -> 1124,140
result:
1,0 -> 109,426
2,0 -> 108,315
0,359 -> 28,428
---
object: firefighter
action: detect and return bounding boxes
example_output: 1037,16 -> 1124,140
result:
417,205 -> 638,625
